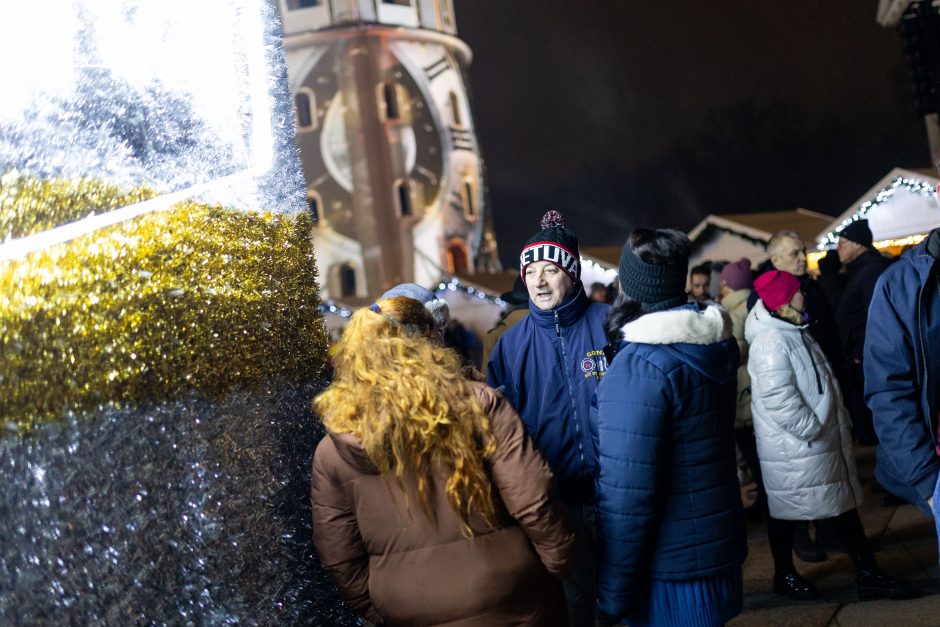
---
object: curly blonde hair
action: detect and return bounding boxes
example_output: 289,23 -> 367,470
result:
315,297 -> 497,532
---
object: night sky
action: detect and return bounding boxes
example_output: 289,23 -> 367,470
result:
454,1 -> 929,265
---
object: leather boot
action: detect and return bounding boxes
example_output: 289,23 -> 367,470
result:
857,567 -> 920,600
773,570 -> 821,601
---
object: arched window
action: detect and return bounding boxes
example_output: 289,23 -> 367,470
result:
382,81 -> 400,121
446,239 -> 469,275
462,180 -> 475,219
449,91 -> 463,127
294,90 -> 316,130
339,263 -> 357,298
306,190 -> 321,222
395,179 -> 413,217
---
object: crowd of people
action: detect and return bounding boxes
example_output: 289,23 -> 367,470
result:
308,207 -> 940,626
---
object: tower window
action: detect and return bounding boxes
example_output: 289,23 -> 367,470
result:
396,180 -> 413,217
294,91 -> 316,130
449,91 -> 463,127
446,240 -> 469,274
462,180 -> 475,219
383,82 -> 400,120
306,191 -> 321,222
339,263 -> 357,298
286,0 -> 321,9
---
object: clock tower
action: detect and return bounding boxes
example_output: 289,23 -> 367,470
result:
276,0 -> 500,303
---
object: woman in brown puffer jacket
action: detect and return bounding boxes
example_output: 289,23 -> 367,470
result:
312,296 -> 576,626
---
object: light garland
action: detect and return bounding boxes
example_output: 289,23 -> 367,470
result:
436,276 -> 506,306
0,175 -> 328,432
819,176 -> 936,247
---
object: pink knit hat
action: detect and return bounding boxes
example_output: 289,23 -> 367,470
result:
753,270 -> 800,311
719,258 -> 752,290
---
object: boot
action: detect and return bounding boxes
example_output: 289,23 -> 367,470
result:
857,567 -> 920,600
792,521 -> 826,562
773,570 -> 821,601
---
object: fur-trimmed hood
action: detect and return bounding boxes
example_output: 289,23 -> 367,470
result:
617,303 -> 737,385
621,303 -> 733,345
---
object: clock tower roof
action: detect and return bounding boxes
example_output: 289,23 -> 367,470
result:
277,1 -> 458,38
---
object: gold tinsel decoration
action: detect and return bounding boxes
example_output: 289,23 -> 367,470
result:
0,173 -> 328,432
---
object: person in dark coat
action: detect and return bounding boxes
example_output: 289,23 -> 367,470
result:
815,249 -> 847,314
866,228 -> 940,532
836,219 -> 891,445
487,210 -> 609,627
312,297 -> 576,626
482,275 -> 529,376
592,228 -> 747,627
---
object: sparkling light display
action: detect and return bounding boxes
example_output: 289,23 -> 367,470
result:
818,176 -> 936,247
0,0 -> 355,622
0,174 -> 328,432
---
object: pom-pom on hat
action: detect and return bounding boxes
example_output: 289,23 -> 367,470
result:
380,283 -> 450,330
753,270 -> 801,312
719,258 -> 753,291
520,211 -> 581,281
840,219 -> 873,248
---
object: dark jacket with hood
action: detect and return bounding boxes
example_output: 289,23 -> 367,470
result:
866,231 -> 940,508
311,382 -> 576,626
486,287 -> 609,502
591,303 -> 747,619
837,248 -> 891,362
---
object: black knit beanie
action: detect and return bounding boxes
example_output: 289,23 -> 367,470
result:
618,241 -> 689,312
840,219 -> 873,248
520,211 -> 581,280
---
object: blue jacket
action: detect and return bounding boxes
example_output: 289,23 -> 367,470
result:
591,304 -> 747,619
866,234 -> 940,507
486,287 -> 609,501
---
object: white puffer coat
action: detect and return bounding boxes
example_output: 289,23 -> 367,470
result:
745,300 -> 862,520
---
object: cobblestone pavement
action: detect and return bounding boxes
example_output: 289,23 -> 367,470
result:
730,445 -> 940,627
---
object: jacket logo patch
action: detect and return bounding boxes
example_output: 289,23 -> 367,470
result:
582,349 -> 608,379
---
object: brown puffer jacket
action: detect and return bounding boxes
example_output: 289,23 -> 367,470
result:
312,381 -> 576,626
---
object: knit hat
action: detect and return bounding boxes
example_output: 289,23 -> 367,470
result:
753,270 -> 801,311
618,238 -> 689,312
520,211 -> 580,281
380,283 -> 450,330
719,257 -> 752,290
840,219 -> 873,248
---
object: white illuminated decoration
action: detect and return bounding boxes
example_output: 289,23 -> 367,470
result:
0,0 -> 287,261
818,176 -> 936,248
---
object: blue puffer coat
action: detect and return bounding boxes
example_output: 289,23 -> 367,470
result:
592,303 -> 747,619
487,287 -> 609,501
866,233 -> 940,508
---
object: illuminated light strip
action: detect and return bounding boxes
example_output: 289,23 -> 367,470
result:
242,0 -> 274,175
807,233 -> 930,266
0,170 -> 254,263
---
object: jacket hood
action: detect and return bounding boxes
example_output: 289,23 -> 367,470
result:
744,298 -> 805,344
328,431 -> 380,475
528,283 -> 593,328
619,303 -> 737,383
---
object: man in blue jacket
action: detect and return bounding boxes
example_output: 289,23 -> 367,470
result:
865,227 -> 940,538
487,210 -> 609,627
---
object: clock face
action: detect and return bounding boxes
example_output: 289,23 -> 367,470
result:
296,44 -> 443,239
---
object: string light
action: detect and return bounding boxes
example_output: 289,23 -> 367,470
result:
818,176 -> 936,247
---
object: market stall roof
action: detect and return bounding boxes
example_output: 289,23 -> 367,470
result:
815,167 -> 940,249
689,209 -> 834,249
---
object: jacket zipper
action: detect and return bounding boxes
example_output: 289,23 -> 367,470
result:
799,329 -> 824,395
555,310 -> 584,466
